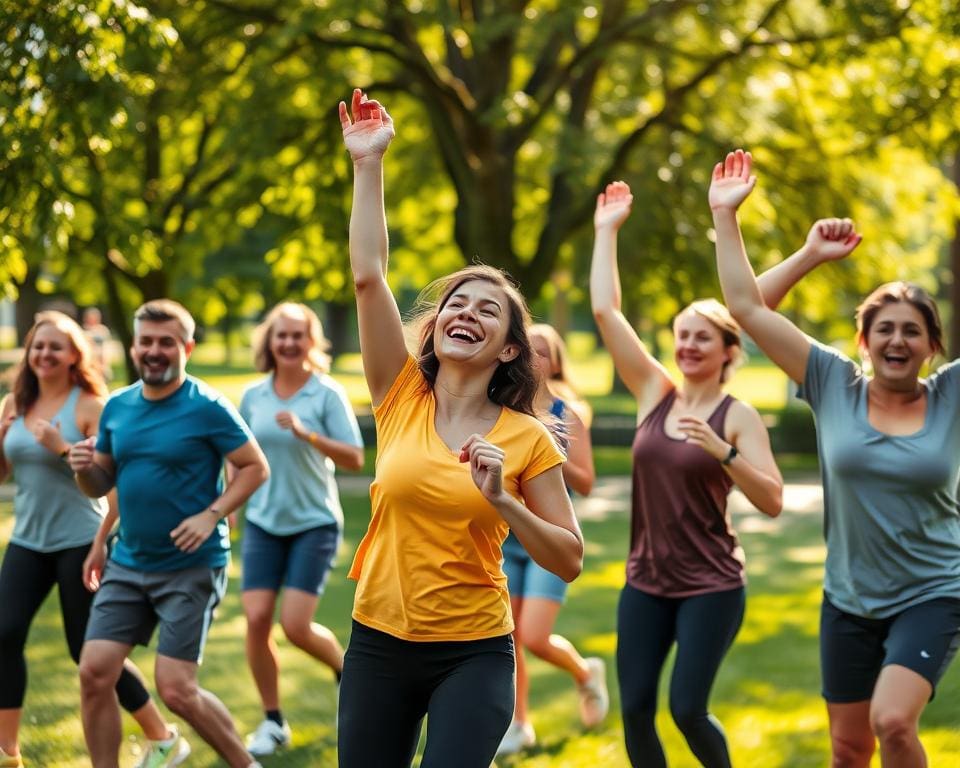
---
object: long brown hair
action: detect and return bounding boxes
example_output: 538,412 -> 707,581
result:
12,311 -> 108,415
252,302 -> 332,373
411,265 -> 539,417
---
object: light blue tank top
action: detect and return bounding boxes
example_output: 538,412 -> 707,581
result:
2,387 -> 106,551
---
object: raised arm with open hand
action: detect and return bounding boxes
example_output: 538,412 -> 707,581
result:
711,150 -> 812,384
757,217 -> 862,309
340,88 -> 407,405
590,181 -> 672,415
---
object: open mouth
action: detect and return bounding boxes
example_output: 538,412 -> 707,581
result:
446,325 -> 481,343
883,353 -> 909,366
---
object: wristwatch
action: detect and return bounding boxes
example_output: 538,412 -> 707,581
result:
721,445 -> 738,466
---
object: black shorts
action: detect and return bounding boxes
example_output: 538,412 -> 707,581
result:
820,594 -> 960,703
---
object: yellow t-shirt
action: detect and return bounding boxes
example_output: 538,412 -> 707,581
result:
349,356 -> 564,641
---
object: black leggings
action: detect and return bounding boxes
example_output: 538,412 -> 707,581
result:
617,583 -> 745,768
338,620 -> 515,768
0,542 -> 150,711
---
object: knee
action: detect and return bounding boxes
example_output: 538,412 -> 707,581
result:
522,631 -> 552,660
871,707 -> 917,751
156,676 -> 198,716
0,619 -> 25,653
79,656 -> 118,697
830,732 -> 875,767
669,701 -> 706,734
280,618 -> 313,649
245,609 -> 274,640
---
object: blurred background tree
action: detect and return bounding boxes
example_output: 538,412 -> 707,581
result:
2,0 -> 958,373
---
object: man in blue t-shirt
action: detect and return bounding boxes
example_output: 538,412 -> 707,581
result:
69,299 -> 269,768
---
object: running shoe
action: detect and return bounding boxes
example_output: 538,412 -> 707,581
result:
495,720 -> 536,756
246,719 -> 292,756
134,725 -> 191,768
0,747 -> 22,768
578,656 -> 610,728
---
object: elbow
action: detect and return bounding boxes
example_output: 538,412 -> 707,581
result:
256,461 -> 270,487
560,537 -> 585,583
591,305 -> 614,325
762,485 -> 784,518
571,473 -> 594,497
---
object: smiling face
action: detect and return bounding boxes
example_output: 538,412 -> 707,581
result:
268,313 -> 311,372
673,310 -> 730,383
433,279 -> 517,367
862,301 -> 933,388
131,318 -> 194,389
28,324 -> 79,383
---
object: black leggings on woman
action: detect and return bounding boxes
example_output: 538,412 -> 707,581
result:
0,542 -> 150,711
617,583 -> 746,768
338,620 -> 515,768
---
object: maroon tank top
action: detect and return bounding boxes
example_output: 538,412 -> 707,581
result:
627,388 -> 745,597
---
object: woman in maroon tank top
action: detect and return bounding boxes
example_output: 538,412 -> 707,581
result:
590,181 -> 784,767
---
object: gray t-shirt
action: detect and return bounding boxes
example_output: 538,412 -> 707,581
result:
799,342 -> 960,618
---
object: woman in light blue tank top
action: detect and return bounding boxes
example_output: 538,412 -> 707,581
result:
0,312 -> 182,767
713,149 -> 960,768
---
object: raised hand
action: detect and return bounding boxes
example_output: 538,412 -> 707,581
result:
460,434 -> 506,504
275,409 -> 307,439
805,218 -> 862,263
676,415 -> 730,461
594,181 -> 633,232
339,88 -> 395,162
709,149 -> 757,211
31,417 -> 68,456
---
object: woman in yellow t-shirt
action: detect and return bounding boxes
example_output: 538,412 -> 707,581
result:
337,89 -> 584,768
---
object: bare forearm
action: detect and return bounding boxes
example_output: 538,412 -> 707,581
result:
756,243 -> 823,310
725,459 -> 783,518
494,496 -> 583,582
211,462 -> 269,516
712,208 -> 765,320
589,227 -> 623,316
75,465 -> 115,498
300,432 -> 364,471
350,158 -> 389,284
93,505 -> 119,544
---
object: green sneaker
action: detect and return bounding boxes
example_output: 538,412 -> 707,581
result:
134,725 -> 191,768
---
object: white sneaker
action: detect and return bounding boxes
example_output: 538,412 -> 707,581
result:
495,720 -> 536,756
134,725 -> 191,768
578,657 -> 609,728
246,719 -> 292,756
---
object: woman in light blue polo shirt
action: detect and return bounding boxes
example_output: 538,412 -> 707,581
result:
238,302 -> 364,756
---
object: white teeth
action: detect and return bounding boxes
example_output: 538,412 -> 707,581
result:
448,326 -> 479,342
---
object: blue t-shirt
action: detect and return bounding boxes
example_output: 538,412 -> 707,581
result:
97,376 -> 252,571
799,342 -> 960,618
239,373 -> 363,535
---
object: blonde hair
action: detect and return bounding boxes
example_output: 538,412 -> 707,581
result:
253,302 -> 332,373
13,311 -> 108,414
677,299 -> 745,384
528,323 -> 592,426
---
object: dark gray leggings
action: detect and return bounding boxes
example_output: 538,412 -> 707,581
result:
0,542 -> 150,711
337,620 -> 515,768
617,583 -> 745,768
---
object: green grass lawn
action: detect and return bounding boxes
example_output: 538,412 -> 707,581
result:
5,478 -> 958,767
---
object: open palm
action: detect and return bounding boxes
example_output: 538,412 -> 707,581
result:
339,88 -> 395,161
709,149 -> 756,211
594,181 -> 633,230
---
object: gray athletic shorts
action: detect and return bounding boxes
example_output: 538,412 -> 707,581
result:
85,560 -> 228,663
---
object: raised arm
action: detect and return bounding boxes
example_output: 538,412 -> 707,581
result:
589,181 -> 672,413
710,150 -> 813,385
339,89 -> 408,406
757,218 -> 862,309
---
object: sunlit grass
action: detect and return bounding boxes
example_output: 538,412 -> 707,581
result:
5,476 -> 958,766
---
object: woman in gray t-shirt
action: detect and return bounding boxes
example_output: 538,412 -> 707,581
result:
712,149 -> 960,768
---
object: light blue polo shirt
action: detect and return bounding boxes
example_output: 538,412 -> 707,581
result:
97,376 -> 253,572
799,342 -> 960,618
239,372 -> 363,535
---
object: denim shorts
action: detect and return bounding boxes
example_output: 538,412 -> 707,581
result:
501,533 -> 568,603
241,521 -> 340,595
